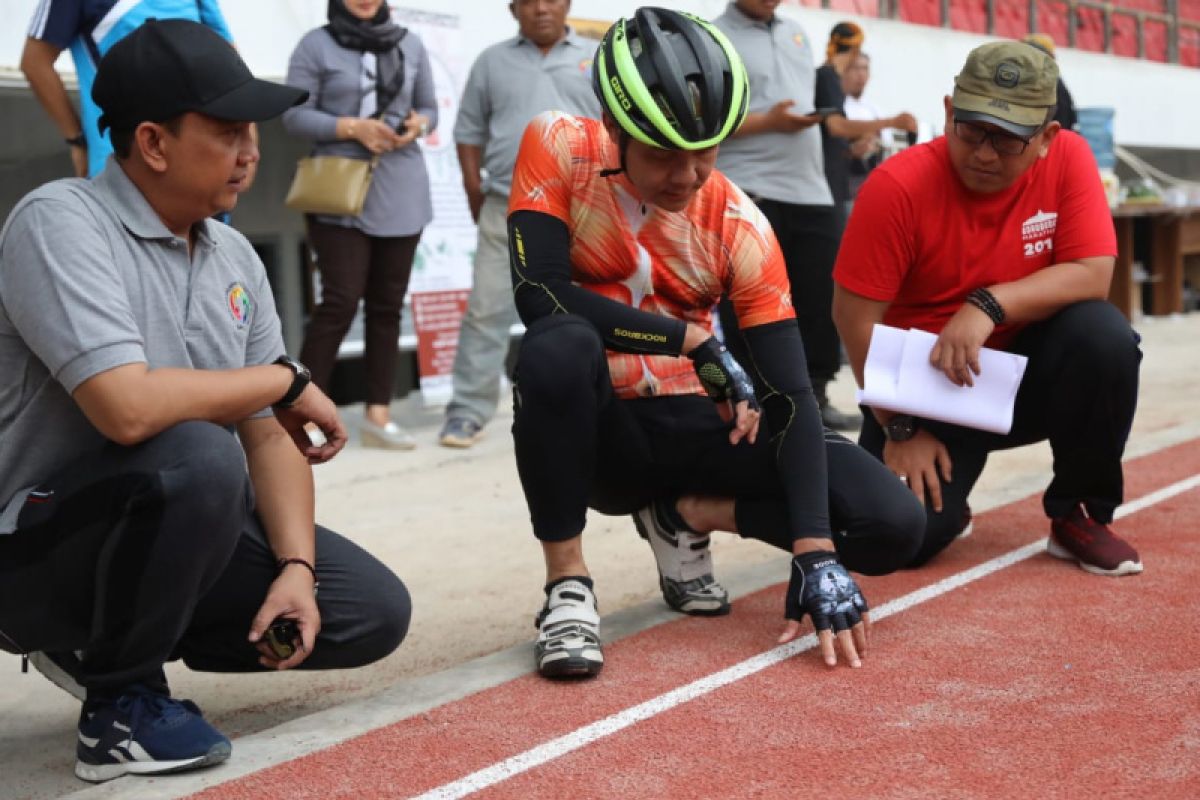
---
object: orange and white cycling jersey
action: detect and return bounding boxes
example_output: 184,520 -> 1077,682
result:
509,111 -> 794,399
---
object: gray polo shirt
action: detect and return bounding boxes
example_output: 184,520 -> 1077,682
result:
454,28 -> 599,198
0,160 -> 285,533
713,4 -> 832,207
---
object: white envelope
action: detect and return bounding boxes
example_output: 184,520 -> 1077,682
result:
854,324 -> 1029,434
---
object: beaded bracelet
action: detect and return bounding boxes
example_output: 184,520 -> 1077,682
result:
966,287 -> 1006,325
276,557 -> 320,596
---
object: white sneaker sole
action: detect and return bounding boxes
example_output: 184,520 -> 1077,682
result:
1046,537 -> 1143,576
75,742 -> 231,782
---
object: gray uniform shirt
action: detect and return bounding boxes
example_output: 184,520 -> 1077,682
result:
454,28 -> 599,199
283,27 -> 438,237
713,4 -> 832,207
0,161 -> 285,533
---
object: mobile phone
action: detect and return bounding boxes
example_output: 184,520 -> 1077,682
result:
264,618 -> 300,660
814,106 -> 840,119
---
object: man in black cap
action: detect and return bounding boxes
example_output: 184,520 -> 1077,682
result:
832,41 -> 1142,576
0,20 -> 411,783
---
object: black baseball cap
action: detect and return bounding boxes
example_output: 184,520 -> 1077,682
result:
93,18 -> 308,134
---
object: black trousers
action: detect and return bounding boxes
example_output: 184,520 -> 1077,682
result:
859,300 -> 1142,567
512,315 -> 924,576
720,200 -> 844,384
301,219 -> 421,405
0,422 -> 411,691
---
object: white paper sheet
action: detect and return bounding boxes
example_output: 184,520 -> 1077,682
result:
854,324 -> 1029,434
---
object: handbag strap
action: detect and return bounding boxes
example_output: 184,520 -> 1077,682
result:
372,32 -> 409,120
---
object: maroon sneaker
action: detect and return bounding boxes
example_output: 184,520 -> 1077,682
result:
1047,506 -> 1143,576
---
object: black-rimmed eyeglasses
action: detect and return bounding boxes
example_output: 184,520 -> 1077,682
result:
952,119 -> 1038,156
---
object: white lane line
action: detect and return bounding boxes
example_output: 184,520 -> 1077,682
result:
411,473 -> 1200,800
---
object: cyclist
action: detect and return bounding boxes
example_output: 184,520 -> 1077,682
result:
507,7 -> 925,679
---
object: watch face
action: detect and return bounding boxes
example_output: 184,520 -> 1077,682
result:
886,415 -> 916,441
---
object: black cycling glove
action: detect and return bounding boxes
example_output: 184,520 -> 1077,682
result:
686,336 -> 760,413
785,551 -> 869,634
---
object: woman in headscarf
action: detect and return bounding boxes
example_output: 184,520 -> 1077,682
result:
283,0 -> 438,449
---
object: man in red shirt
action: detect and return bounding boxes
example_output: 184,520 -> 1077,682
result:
832,41 -> 1142,576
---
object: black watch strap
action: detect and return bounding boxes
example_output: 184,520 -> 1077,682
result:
273,356 -> 311,408
65,133 -> 86,148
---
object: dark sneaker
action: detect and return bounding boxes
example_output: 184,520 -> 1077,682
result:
633,501 -> 730,616
438,417 -> 483,449
534,578 -> 603,679
75,687 -> 231,783
819,401 -> 862,431
29,650 -> 86,701
958,504 -> 974,539
1047,506 -> 1143,576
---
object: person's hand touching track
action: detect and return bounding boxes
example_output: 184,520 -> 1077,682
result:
778,550 -> 870,668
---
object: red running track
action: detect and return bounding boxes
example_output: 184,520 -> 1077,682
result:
191,439 -> 1200,800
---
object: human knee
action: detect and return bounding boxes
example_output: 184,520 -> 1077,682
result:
904,508 -> 965,569
154,422 -> 248,515
1053,301 -> 1141,374
334,572 -> 412,667
515,316 -> 604,401
361,578 -> 411,664
855,494 -> 926,576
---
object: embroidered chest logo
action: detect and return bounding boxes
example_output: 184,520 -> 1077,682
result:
1021,209 -> 1057,258
226,282 -> 252,329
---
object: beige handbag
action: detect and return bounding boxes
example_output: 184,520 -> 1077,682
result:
284,154 -> 379,216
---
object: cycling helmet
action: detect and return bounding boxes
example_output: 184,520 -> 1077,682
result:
592,7 -> 748,151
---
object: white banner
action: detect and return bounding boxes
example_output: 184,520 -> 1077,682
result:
397,7 -> 475,405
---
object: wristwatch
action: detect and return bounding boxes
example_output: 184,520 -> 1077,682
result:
65,133 -> 86,148
883,414 -> 918,442
273,355 -> 312,408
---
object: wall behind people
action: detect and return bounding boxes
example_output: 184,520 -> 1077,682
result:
4,0 -> 1199,147
103,1 -> 1200,150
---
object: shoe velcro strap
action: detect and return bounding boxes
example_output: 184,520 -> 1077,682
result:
538,622 -> 601,647
540,581 -> 599,627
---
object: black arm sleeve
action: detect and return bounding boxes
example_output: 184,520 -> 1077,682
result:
742,320 -> 832,541
508,209 -> 687,356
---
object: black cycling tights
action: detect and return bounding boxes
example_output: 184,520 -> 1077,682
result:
512,315 -> 925,577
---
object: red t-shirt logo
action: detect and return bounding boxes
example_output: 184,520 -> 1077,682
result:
1021,209 -> 1057,258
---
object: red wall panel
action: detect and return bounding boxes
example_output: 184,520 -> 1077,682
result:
1034,0 -> 1071,47
994,0 -> 1031,37
1143,19 -> 1168,62
1181,26 -> 1200,67
828,0 -> 883,15
899,0 -> 943,26
1110,13 -> 1139,58
1074,6 -> 1106,52
949,0 -> 988,32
